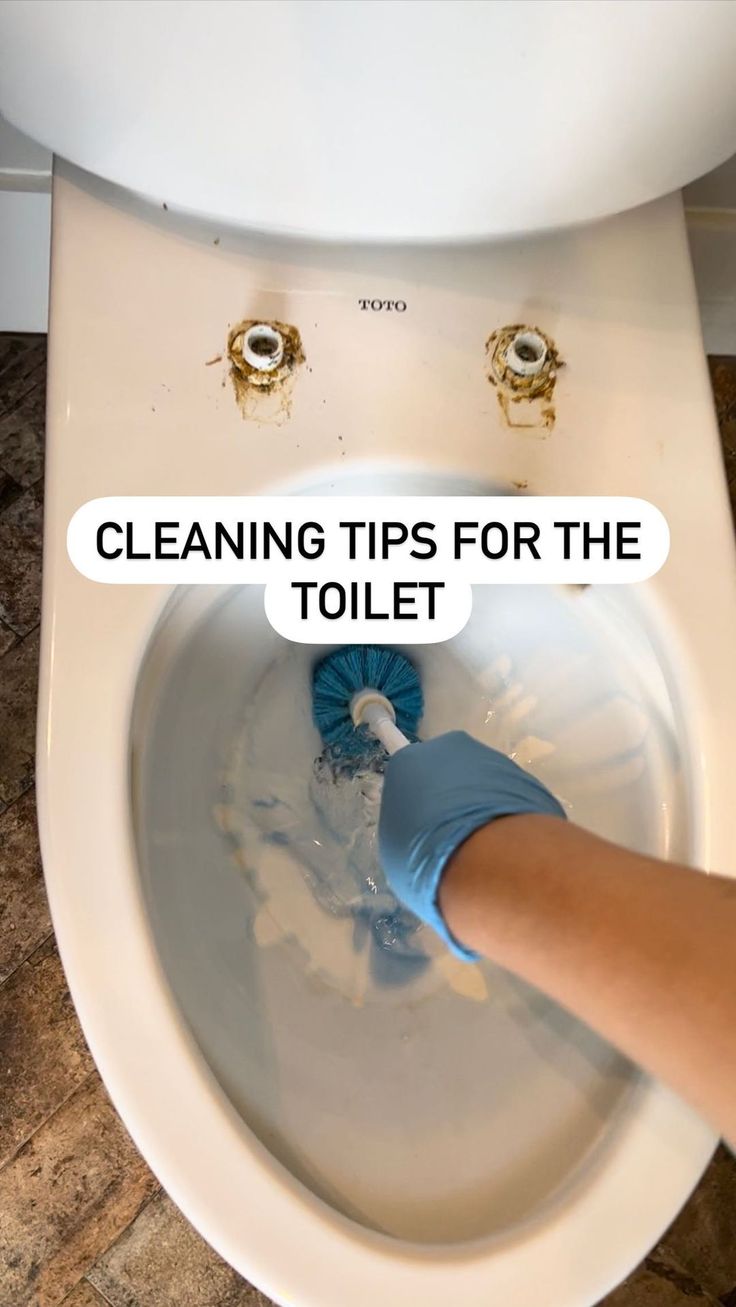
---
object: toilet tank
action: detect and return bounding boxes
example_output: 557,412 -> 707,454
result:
0,0 -> 735,241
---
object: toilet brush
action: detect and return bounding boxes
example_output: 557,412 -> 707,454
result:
311,646 -> 423,762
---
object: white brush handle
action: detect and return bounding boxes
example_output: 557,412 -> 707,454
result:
351,691 -> 410,755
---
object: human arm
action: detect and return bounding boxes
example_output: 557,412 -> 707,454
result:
439,812 -> 736,1141
379,732 -> 736,1141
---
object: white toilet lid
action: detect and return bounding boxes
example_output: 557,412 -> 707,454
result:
1,0 -> 735,240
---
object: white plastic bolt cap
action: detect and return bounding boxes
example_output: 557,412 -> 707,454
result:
242,324 -> 284,372
506,331 -> 548,378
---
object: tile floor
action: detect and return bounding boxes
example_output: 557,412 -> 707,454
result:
1,332 -> 735,1307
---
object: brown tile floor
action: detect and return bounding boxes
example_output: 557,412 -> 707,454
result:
0,332 -> 735,1307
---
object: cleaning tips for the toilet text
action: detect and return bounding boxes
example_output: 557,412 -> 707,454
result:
67,496 -> 669,643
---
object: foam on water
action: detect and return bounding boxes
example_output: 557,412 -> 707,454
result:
253,750 -> 430,981
215,645 -> 437,995
213,586 -> 671,1003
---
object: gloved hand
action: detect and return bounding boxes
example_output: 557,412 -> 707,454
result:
378,731 -> 566,961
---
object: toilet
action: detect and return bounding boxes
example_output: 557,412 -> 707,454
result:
3,4 -> 736,1305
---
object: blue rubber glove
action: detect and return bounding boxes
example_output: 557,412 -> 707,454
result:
378,731 -> 567,961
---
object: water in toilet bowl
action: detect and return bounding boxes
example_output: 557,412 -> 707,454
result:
133,580 -> 687,1239
218,652 -> 428,988
209,581 -> 675,1007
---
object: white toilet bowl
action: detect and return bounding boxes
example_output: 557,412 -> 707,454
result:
37,163 -> 736,1305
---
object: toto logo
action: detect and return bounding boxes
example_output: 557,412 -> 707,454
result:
358,298 -> 407,312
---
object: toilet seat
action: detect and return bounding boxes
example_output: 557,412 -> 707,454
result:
3,0 -> 736,240
37,163 -> 736,1305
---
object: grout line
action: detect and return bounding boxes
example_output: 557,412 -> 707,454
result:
0,615 -> 41,640
0,474 -> 24,512
0,617 -> 41,655
85,1182 -> 164,1283
0,371 -> 47,416
0,921 -> 54,992
647,1250 -> 721,1304
0,777 -> 36,814
0,780 -> 36,816
0,774 -> 36,831
0,359 -> 45,397
0,1066 -> 99,1176
0,615 -> 20,644
81,1274 -> 117,1307
0,766 -> 38,819
0,470 -> 44,492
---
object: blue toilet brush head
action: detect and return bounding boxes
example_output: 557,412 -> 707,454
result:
312,645 -> 423,761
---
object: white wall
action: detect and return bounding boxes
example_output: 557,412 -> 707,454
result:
0,117 -> 51,332
0,115 -> 51,181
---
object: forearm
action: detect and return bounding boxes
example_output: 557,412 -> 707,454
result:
439,814 -> 736,1140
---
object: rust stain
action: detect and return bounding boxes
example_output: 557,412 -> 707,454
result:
486,324 -> 563,434
511,479 -> 529,490
227,319 -> 305,425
